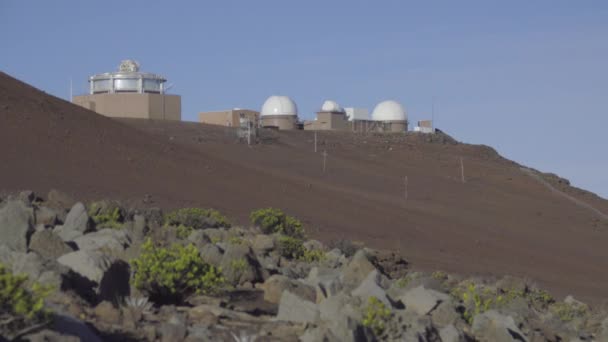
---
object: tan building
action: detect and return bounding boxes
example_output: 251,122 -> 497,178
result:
72,60 -> 181,120
198,109 -> 259,127
304,100 -> 350,131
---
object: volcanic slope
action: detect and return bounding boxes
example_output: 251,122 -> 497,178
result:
1,71 -> 608,302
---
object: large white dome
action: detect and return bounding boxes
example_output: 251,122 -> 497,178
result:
261,95 -> 298,116
371,100 -> 407,121
321,100 -> 344,113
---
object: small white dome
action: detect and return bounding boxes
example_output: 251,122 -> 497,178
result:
261,95 -> 298,116
321,100 -> 344,113
371,100 -> 407,121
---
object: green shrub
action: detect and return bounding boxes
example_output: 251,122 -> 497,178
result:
249,208 -> 305,239
165,208 -> 231,230
175,224 -> 194,239
300,249 -> 326,263
227,236 -> 244,245
277,236 -> 305,259
0,263 -> 52,338
550,301 -> 587,322
131,239 -> 225,304
88,201 -> 123,229
362,296 -> 391,336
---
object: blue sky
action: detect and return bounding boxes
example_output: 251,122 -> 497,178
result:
1,1 -> 607,198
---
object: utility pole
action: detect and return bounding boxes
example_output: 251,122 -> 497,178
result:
322,150 -> 328,173
247,120 -> 251,146
314,131 -> 318,153
460,157 -> 465,183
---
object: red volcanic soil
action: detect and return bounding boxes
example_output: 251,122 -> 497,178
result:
1,71 -> 608,302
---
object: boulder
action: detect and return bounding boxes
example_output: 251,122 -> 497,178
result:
73,228 -> 131,252
55,202 -> 93,241
199,243 -> 223,266
598,316 -> 608,341
340,249 -> 377,289
57,250 -> 130,301
306,267 -> 343,302
187,230 -> 211,247
6,248 -> 67,288
0,200 -> 34,252
300,326 -> 341,342
400,286 -> 450,316
93,301 -> 121,325
47,189 -> 76,209
472,310 -> 527,342
351,270 -> 391,307
160,314 -> 187,342
276,290 -> 319,323
29,229 -> 74,259
252,234 -> 275,253
323,248 -> 347,269
219,243 -> 263,286
130,214 -> 148,242
439,324 -> 464,342
318,293 -> 364,342
261,274 -> 316,304
35,206 -> 59,226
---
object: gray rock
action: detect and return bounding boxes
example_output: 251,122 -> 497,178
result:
472,310 -> 528,342
187,229 -> 211,247
199,243 -> 223,266
599,316 -> 608,341
323,248 -> 347,269
55,202 -> 93,241
9,250 -> 67,288
252,234 -> 275,253
430,300 -> 461,328
202,228 -> 227,243
219,243 -> 262,286
35,206 -> 58,226
19,190 -> 36,204
73,228 -> 131,252
29,229 -> 74,259
160,317 -> 187,342
340,249 -> 377,289
439,324 -> 464,342
300,326 -> 341,342
306,267 -> 343,302
277,290 -> 319,323
22,329 -> 80,342
47,189 -> 76,209
262,274 -> 316,304
400,285 -> 450,316
351,269 -> 391,307
0,200 -> 34,252
318,293 -> 364,342
131,214 -> 148,242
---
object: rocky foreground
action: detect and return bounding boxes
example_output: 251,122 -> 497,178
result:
0,190 -> 607,342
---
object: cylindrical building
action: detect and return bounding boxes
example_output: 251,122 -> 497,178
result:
371,100 -> 408,132
260,95 -> 298,130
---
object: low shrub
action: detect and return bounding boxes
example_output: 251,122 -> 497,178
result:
328,238 -> 360,257
249,208 -> 305,239
165,208 -> 231,230
276,236 -> 305,259
550,301 -> 587,322
362,296 -> 391,336
88,201 -> 123,229
0,263 -> 53,339
300,249 -> 326,263
131,239 -> 225,304
175,224 -> 194,239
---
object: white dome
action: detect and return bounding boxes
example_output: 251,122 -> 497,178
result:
371,100 -> 407,121
321,100 -> 344,113
261,95 -> 298,116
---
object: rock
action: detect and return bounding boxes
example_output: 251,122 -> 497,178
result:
199,243 -> 223,266
22,329 -> 80,342
73,228 -> 131,252
303,239 -> 325,251
472,310 -> 528,342
47,189 -> 76,209
19,190 -> 36,204
58,250 -> 130,301
252,234 -> 275,253
368,249 -> 409,279
188,306 -> 219,325
439,324 -> 464,342
130,214 -> 148,242
185,325 -> 214,341
306,267 -> 342,302
29,229 -> 74,259
277,290 -> 319,323
187,229 -> 211,247
261,274 -> 316,304
160,315 -> 187,342
35,206 -> 58,226
6,249 -> 67,288
323,248 -> 347,269
400,286 -> 450,316
219,243 -> 263,286
300,326 -> 341,342
430,300 -> 461,328
318,293 -> 364,342
202,228 -> 227,243
0,200 -> 34,252
351,270 -> 391,307
55,202 -> 93,241
340,249 -> 377,289
94,301 -> 121,325
51,313 -> 103,342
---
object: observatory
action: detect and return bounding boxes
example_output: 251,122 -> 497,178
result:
370,100 -> 408,132
260,95 -> 299,130
199,108 -> 259,127
72,60 -> 181,120
304,100 -> 350,131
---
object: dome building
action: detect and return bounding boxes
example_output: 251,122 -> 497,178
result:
371,100 -> 408,132
260,95 -> 299,130
304,100 -> 350,131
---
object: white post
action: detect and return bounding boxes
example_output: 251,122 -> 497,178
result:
460,157 -> 465,183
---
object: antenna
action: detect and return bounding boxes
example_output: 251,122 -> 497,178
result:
431,95 -> 435,131
69,78 -> 73,102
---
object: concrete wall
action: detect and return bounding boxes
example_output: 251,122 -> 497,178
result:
261,115 -> 298,130
304,111 -> 351,131
73,93 -> 181,120
199,109 -> 259,127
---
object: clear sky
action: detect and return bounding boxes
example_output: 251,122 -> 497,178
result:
1,1 -> 607,198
